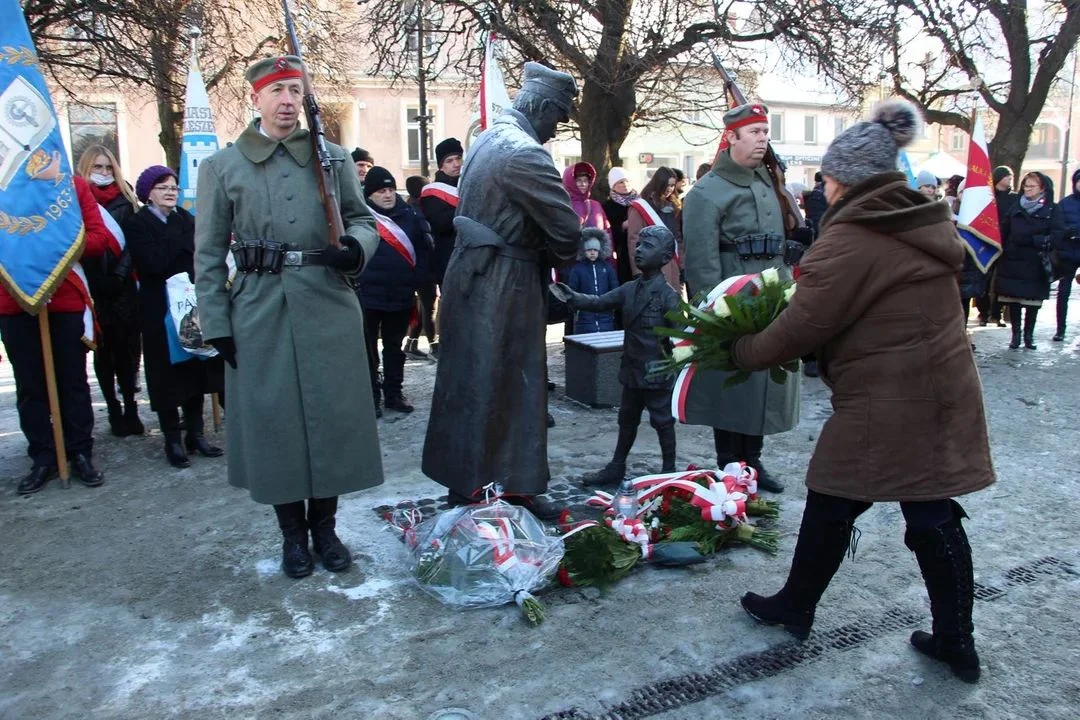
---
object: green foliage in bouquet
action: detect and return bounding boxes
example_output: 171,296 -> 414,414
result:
659,496 -> 780,555
559,524 -> 643,588
651,271 -> 800,387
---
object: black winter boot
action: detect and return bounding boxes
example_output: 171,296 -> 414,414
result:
1054,298 -> 1067,341
384,389 -> 414,413
123,395 -> 145,435
1023,306 -> 1039,349
713,428 -> 739,467
308,497 -> 352,572
657,424 -> 677,473
274,501 -> 314,578
584,425 -> 638,487
741,493 -> 859,639
71,453 -> 105,487
905,501 -> 980,683
107,397 -> 128,437
1008,304 -> 1022,349
742,434 -> 784,493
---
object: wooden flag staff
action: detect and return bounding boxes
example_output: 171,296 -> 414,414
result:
38,308 -> 70,487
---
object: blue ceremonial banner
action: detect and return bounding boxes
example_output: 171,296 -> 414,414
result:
0,0 -> 85,313
897,150 -> 917,189
178,51 -> 220,215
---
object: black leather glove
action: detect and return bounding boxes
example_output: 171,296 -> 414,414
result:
206,336 -> 237,369
324,235 -> 364,271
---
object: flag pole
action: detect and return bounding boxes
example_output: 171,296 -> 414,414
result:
38,308 -> 70,487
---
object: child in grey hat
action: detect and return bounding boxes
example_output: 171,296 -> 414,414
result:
567,228 -> 619,334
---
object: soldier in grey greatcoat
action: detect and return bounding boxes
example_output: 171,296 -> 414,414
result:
194,56 -> 382,579
422,62 -> 581,520
682,103 -> 801,493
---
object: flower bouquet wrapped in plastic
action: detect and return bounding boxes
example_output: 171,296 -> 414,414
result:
398,490 -> 564,625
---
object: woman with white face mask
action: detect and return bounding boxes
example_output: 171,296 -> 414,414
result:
76,145 -> 145,437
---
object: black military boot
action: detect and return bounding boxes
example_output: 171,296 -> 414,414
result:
1023,306 -> 1039,349
713,428 -> 739,468
657,424 -> 677,473
742,434 -> 784,493
906,501 -> 981,683
584,425 -> 638,487
741,493 -> 858,640
71,453 -> 105,487
1008,305 -> 1022,349
308,497 -> 353,572
384,389 -> 414,413
17,464 -> 57,495
274,502 -> 314,578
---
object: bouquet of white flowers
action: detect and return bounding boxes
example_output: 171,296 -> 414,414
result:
652,269 -> 799,387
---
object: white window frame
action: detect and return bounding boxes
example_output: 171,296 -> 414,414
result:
770,113 -> 784,143
804,115 -> 818,145
401,100 -> 443,166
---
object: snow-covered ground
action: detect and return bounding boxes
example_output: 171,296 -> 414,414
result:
2,298 -> 1078,719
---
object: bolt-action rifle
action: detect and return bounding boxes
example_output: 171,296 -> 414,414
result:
707,46 -> 805,236
282,0 -> 344,248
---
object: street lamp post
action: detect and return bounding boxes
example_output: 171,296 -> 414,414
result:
1061,50 -> 1077,199
416,0 -> 431,177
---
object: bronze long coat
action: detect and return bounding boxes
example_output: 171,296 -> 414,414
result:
422,109 -> 580,496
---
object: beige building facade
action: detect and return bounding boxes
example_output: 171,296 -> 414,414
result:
51,68 -> 1078,202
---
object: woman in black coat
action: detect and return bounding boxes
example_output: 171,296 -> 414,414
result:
125,166 -> 224,468
77,144 -> 145,437
996,172 -> 1065,349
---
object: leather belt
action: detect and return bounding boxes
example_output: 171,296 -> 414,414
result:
283,250 -> 327,267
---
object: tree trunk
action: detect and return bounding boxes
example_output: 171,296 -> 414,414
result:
150,32 -> 184,169
156,94 -> 184,170
989,104 -> 1043,183
578,78 -> 636,198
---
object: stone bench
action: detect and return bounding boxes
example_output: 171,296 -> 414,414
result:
563,330 -> 623,408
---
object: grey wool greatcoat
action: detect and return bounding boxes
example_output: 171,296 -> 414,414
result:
194,120 -> 383,505
422,109 -> 580,497
681,149 -> 800,435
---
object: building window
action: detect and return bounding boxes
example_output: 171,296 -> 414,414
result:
644,156 -> 678,182
406,106 -> 434,164
833,116 -> 847,138
1029,123 -> 1061,159
69,103 -> 118,163
770,113 -> 784,142
804,115 -> 817,144
950,131 -> 967,152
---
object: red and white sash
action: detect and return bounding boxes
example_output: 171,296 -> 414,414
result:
420,181 -> 459,207
629,198 -> 662,227
371,210 -> 417,268
629,198 -> 679,260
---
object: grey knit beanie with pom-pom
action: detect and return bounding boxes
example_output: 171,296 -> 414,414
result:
821,98 -> 922,187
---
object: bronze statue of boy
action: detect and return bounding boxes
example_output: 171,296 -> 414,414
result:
551,225 -> 681,486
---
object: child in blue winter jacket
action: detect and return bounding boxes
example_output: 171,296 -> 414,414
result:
568,228 -> 619,334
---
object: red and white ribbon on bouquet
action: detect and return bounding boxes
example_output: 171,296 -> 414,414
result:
609,516 -> 654,559
671,273 -> 765,423
476,518 -> 520,570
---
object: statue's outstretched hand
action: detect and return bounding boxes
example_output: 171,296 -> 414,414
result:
549,282 -> 575,306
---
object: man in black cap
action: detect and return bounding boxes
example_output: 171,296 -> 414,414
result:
422,62 -> 581,519
356,166 -> 432,416
417,137 -> 465,359
351,148 -> 374,184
